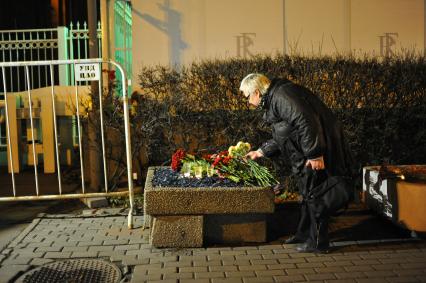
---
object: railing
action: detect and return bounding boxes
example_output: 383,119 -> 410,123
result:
0,28 -> 59,92
0,59 -> 135,229
0,22 -> 102,93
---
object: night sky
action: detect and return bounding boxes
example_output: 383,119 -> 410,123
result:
0,0 -> 91,30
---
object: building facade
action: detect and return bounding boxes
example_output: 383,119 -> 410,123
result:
131,0 -> 425,77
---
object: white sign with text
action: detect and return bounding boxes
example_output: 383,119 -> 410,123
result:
74,63 -> 100,81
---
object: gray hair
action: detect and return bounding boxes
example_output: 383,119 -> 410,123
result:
239,73 -> 271,96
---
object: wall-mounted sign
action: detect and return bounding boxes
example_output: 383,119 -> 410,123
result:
74,63 -> 100,81
236,33 -> 256,58
379,32 -> 399,57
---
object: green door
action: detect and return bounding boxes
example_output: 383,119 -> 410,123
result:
114,0 -> 132,96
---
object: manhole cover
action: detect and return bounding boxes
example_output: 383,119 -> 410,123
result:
15,259 -> 122,283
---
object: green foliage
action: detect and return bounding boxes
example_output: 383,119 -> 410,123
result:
224,142 -> 278,186
107,193 -> 144,209
220,157 -> 278,187
122,54 -> 426,191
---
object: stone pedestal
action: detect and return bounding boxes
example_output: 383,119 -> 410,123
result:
144,167 -> 275,248
150,216 -> 203,248
205,214 -> 267,244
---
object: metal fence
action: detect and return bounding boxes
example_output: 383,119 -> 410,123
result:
0,22 -> 102,93
0,58 -> 135,229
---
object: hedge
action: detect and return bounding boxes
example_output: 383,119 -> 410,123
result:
99,54 -> 426,190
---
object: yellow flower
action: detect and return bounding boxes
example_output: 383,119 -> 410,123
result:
243,142 -> 251,152
231,141 -> 251,156
228,146 -> 237,157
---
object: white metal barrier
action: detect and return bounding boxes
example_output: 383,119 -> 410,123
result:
0,58 -> 135,228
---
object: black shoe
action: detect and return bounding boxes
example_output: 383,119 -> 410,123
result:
296,243 -> 329,253
284,235 -> 305,244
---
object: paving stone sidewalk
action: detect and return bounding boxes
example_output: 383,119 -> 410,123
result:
0,209 -> 425,283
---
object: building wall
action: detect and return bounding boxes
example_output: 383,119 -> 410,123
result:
132,0 -> 284,68
351,0 -> 424,57
285,0 -> 349,55
131,0 -> 425,80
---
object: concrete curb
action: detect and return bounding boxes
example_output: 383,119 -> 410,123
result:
8,217 -> 41,249
0,217 -> 42,265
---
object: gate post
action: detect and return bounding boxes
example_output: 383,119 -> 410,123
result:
87,0 -> 102,191
40,94 -> 55,173
57,27 -> 70,85
6,95 -> 19,173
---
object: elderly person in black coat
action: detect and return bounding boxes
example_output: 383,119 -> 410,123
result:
241,73 -> 353,253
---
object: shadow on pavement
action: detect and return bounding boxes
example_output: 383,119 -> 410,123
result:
267,202 -> 416,243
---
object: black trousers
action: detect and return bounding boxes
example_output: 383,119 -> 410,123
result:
294,167 -> 330,249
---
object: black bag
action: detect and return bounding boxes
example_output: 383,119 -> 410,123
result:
307,175 -> 354,218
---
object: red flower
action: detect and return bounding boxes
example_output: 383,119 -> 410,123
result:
171,148 -> 186,171
202,154 -> 213,161
211,151 -> 232,168
212,157 -> 221,168
222,156 -> 232,165
219,150 -> 228,156
108,70 -> 116,81
101,69 -> 116,82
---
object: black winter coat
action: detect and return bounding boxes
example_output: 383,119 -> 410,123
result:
259,78 -> 354,177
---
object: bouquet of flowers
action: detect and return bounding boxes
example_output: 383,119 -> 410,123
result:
171,141 -> 278,187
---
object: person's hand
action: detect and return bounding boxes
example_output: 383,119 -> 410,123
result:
245,150 -> 264,160
272,183 -> 284,195
305,156 -> 325,170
